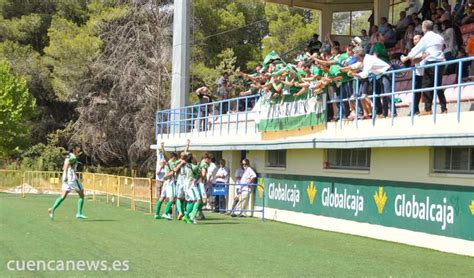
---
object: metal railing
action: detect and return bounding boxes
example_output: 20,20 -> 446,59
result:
0,170 -> 156,214
156,56 -> 474,138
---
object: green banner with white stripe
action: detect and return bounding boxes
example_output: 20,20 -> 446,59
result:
255,94 -> 326,132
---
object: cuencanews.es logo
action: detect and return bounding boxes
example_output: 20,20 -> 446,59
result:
374,186 -> 387,214
307,181 -> 317,205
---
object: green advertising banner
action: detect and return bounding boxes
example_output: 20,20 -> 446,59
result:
255,174 -> 474,241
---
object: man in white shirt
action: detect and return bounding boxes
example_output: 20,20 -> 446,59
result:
401,20 -> 447,114
213,159 -> 229,212
352,52 -> 397,117
231,159 -> 257,217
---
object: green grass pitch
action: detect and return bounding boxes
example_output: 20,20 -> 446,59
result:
1,193 -> 473,277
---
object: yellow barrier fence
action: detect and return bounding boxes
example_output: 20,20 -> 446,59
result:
0,170 -> 155,214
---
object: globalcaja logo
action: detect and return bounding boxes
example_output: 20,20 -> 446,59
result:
268,182 -> 300,208
257,178 -> 264,198
373,186 -> 387,214
470,200 -> 474,215
306,181 -> 317,205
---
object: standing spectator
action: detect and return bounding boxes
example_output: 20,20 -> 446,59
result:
406,0 -> 422,16
227,162 -> 244,215
216,71 -> 232,114
378,17 -> 389,35
411,34 -> 426,115
213,159 -> 229,212
414,17 -> 423,34
308,33 -> 322,54
207,157 -> 218,210
195,86 -> 212,131
396,11 -> 413,34
360,29 -> 370,52
403,23 -> 416,53
401,20 -> 448,114
231,158 -> 256,217
384,24 -> 398,48
370,33 -> 390,63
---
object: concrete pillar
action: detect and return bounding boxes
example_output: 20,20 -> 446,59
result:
374,0 -> 390,25
171,0 -> 190,130
320,5 -> 332,38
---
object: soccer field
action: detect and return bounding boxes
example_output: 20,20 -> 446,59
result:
1,194 -> 473,277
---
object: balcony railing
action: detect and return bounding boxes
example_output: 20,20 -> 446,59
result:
156,56 -> 474,140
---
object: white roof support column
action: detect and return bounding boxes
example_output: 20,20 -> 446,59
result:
320,5 -> 332,38
374,0 -> 390,25
170,0 -> 190,131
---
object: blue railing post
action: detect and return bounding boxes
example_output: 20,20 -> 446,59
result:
457,60 -> 462,123
411,69 -> 416,126
245,96 -> 249,134
227,99 -> 231,135
219,100 -> 223,136
205,103 -> 208,137
433,64 -> 438,124
391,72 -> 395,126
167,110 -> 171,139
236,98 -> 239,134
355,79 -> 359,128
197,104 -> 201,133
339,86 -> 343,129
372,76 -> 376,126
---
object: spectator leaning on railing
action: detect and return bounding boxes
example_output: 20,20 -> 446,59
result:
401,20 -> 448,115
195,86 -> 212,131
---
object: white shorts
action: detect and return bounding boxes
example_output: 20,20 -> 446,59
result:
197,181 -> 207,199
176,183 -> 185,199
185,186 -> 201,202
161,180 -> 176,199
62,180 -> 83,192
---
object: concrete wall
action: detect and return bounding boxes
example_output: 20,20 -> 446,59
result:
245,147 -> 473,187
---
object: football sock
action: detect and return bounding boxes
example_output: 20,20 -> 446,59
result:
77,197 -> 84,215
190,202 -> 200,219
52,197 -> 64,212
176,199 -> 183,214
185,202 -> 194,215
155,200 -> 163,215
164,200 -> 173,215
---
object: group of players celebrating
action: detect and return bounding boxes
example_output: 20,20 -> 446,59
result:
154,139 -> 210,224
48,140 -> 211,224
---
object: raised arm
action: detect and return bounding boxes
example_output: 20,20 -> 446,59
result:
184,139 -> 190,154
160,142 -> 167,161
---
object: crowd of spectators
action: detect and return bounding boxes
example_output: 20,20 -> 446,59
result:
191,0 -> 474,125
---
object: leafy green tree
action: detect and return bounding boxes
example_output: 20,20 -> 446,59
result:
43,2 -> 126,101
261,4 -> 319,58
0,60 -> 36,157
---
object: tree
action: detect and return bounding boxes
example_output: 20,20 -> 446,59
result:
261,4 -> 319,58
72,0 -> 171,172
0,60 -> 36,157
